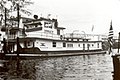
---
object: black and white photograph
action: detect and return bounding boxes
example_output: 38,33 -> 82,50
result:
0,0 -> 119,80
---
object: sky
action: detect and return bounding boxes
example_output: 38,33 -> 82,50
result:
6,0 -> 120,36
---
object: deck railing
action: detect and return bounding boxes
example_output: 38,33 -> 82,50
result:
26,32 -> 61,40
8,35 -> 26,39
7,32 -> 61,40
64,33 -> 84,39
7,32 -> 109,41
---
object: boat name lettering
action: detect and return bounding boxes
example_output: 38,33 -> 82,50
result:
40,43 -> 45,46
44,30 -> 53,34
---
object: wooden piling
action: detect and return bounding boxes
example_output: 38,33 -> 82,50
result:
117,32 -> 120,53
112,55 -> 120,80
16,37 -> 20,76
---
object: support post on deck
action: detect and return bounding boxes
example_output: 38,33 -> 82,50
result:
2,38 -> 7,59
3,38 -> 7,53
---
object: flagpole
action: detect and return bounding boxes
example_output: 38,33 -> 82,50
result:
118,32 -> 120,53
91,25 -> 94,32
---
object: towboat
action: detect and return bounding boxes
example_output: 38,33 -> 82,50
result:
0,16 -> 106,58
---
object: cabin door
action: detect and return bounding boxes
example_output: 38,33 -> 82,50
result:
24,41 -> 27,48
87,44 -> 90,51
83,44 -> 85,52
57,29 -> 60,35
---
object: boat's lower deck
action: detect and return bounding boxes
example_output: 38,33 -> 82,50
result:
3,50 -> 106,60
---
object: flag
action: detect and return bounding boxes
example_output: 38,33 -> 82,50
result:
108,21 -> 113,39
108,21 -> 114,54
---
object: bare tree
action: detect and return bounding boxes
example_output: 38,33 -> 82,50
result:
0,0 -> 33,15
0,0 -> 33,26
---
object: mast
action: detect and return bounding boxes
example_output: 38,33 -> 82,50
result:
16,4 -> 20,76
17,4 -> 20,28
5,8 -> 7,31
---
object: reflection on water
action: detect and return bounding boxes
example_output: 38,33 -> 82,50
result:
35,54 -> 113,80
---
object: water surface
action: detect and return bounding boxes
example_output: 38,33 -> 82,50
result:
35,54 -> 113,80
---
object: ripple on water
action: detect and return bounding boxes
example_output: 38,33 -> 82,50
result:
34,54 -> 113,80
